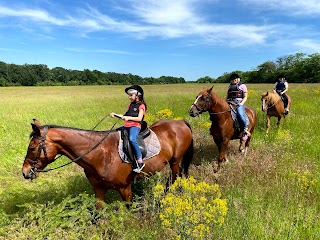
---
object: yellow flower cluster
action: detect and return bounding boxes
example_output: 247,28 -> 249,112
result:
197,121 -> 211,129
276,129 -> 292,144
144,113 -> 158,123
144,108 -> 181,124
156,177 -> 228,239
156,108 -> 174,119
294,170 -> 317,191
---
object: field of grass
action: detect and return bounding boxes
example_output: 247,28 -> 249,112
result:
0,84 -> 319,239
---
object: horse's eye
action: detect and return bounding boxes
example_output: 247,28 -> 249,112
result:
28,145 -> 36,150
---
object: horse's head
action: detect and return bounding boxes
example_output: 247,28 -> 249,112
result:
22,119 -> 58,180
189,87 -> 213,117
261,92 -> 269,112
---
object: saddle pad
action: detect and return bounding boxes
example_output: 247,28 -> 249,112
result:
118,129 -> 161,163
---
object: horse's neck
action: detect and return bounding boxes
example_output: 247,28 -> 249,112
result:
50,128 -> 106,159
270,93 -> 280,104
210,92 -> 229,112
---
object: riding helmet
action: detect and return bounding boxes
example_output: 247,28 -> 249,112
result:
125,85 -> 144,97
230,73 -> 240,80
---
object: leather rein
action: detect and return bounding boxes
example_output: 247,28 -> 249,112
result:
25,118 -> 120,173
192,93 -> 232,115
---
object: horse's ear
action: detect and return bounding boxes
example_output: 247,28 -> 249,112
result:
207,86 -> 213,94
33,119 -> 41,127
266,92 -> 269,96
31,123 -> 41,136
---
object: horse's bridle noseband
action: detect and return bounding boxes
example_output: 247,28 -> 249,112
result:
192,93 -> 231,115
25,126 -> 49,174
192,94 -> 211,114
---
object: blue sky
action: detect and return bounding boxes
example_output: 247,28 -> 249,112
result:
1,0 -> 320,81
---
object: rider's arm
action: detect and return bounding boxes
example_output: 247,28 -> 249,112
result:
122,108 -> 144,122
282,82 -> 288,94
239,92 -> 248,106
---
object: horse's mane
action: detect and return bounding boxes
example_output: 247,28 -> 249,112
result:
30,125 -> 117,138
199,87 -> 229,109
261,91 -> 280,104
211,91 -> 229,108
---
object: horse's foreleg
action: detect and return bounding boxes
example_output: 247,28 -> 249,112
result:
277,116 -> 281,126
215,140 -> 229,172
118,184 -> 133,202
93,186 -> 107,209
266,115 -> 271,134
84,171 -> 107,209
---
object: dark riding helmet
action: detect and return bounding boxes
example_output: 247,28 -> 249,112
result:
277,74 -> 285,79
125,85 -> 144,97
230,73 -> 240,80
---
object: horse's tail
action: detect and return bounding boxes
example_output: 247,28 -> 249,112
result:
181,120 -> 194,177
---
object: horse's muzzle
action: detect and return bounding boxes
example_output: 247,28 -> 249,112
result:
189,106 -> 200,117
22,165 -> 38,180
189,109 -> 199,117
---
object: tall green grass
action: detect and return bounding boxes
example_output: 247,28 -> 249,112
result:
0,84 -> 319,239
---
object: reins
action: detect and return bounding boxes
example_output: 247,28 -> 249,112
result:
35,116 -> 120,173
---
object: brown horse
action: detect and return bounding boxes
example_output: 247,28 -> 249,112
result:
22,119 -> 193,207
189,87 -> 257,171
261,91 -> 291,134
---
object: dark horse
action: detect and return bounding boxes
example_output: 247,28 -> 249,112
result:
189,87 -> 257,171
22,119 -> 193,207
261,91 -> 291,134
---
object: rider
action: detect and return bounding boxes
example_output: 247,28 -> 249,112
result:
110,85 -> 147,173
273,74 -> 289,115
226,73 -> 250,140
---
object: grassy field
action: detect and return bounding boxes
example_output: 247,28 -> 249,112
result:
0,84 -> 319,239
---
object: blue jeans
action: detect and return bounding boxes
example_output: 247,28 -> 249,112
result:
231,99 -> 248,130
124,126 -> 142,159
236,104 -> 248,130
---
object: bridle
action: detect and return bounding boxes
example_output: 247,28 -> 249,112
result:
25,118 -> 120,174
192,93 -> 231,115
191,94 -> 212,114
25,126 -> 49,175
261,95 -> 280,111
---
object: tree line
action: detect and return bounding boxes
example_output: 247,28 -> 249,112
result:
0,52 -> 319,86
200,53 -> 320,84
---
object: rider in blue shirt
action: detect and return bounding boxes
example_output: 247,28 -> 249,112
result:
273,74 -> 289,114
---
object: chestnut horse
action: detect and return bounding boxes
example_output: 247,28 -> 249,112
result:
261,91 -> 291,134
189,87 -> 257,171
22,119 -> 193,207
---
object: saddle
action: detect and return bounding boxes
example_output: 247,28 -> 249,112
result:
120,121 -> 150,163
228,103 -> 249,131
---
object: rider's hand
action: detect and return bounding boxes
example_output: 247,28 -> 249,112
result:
109,112 -> 115,118
122,116 -> 130,121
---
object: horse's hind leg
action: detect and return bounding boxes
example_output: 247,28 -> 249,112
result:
169,158 -> 183,185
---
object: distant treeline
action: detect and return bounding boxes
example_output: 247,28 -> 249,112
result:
0,52 -> 319,86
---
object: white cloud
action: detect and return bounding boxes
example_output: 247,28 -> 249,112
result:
0,5 -> 70,25
239,0 -> 320,16
293,39 -> 320,52
0,1 -> 302,48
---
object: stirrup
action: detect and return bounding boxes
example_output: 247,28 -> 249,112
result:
243,129 -> 251,136
133,162 -> 145,173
